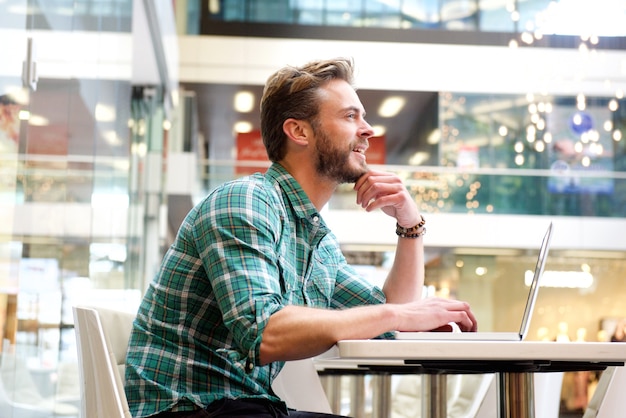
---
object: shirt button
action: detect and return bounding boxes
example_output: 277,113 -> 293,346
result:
312,216 -> 319,223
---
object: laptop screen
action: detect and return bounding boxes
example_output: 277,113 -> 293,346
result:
518,222 -> 553,339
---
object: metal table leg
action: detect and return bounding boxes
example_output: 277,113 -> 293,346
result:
319,374 -> 342,414
497,372 -> 535,418
350,375 -> 366,418
421,374 -> 447,418
371,374 -> 392,418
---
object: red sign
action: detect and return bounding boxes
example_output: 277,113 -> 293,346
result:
236,131 -> 269,175
367,135 -> 386,165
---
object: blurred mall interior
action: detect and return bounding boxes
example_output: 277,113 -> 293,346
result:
1,0 -> 626,416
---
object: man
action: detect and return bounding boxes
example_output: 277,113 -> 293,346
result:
125,58 -> 477,418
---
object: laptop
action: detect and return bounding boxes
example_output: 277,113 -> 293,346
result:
394,222 -> 554,341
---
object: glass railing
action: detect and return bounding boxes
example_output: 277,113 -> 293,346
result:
197,160 -> 626,218
182,0 -> 626,39
7,154 -> 625,219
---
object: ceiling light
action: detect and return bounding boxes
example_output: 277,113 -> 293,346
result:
475,267 -> 487,276
18,110 -> 30,120
521,31 -> 534,44
234,91 -> 255,113
427,129 -> 441,145
574,141 -> 583,152
209,0 -> 220,14
408,151 -> 429,166
131,142 -> 147,157
534,141 -> 545,152
536,119 -> 545,130
29,114 -> 49,126
581,156 -> 591,167
372,125 -> 386,136
102,130 -> 122,146
95,104 -> 116,122
378,96 -> 405,118
233,121 -> 253,133
525,270 -> 593,289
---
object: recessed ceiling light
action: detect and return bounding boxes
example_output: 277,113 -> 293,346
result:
102,130 -> 122,146
18,110 -> 30,120
209,0 -> 220,14
234,121 -> 253,133
234,91 -> 255,113
378,96 -> 405,118
408,151 -> 430,165
427,129 -> 441,144
372,125 -> 386,136
95,104 -> 116,122
29,114 -> 50,126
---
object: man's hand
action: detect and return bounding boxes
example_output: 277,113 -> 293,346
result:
393,297 -> 478,333
354,170 -> 420,228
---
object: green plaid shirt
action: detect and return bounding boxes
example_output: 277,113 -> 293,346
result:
125,163 -> 386,417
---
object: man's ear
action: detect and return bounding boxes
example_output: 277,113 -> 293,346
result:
283,118 -> 310,146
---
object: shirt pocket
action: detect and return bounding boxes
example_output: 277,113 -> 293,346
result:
305,250 -> 338,307
277,253 -> 303,305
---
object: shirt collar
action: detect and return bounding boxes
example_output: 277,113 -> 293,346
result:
264,163 -> 320,223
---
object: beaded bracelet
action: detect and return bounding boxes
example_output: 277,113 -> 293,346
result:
396,215 -> 426,238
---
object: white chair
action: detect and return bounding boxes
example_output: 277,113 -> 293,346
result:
72,305 -> 134,418
271,358 -> 333,414
73,305 -> 332,417
534,372 -> 564,417
448,374 -> 495,417
584,366 -> 626,418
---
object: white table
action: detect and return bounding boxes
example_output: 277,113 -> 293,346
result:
316,340 -> 626,418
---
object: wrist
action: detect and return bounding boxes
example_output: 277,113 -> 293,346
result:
396,215 -> 426,238
382,303 -> 401,332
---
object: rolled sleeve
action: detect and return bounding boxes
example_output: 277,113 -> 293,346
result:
193,179 -> 287,365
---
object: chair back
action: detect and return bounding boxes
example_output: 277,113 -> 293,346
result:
72,305 -> 135,418
271,358 -> 332,414
584,366 -> 626,418
448,374 -> 495,417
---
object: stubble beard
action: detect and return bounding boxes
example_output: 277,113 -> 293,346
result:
313,126 -> 368,184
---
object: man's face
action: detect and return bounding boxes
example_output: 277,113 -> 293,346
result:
311,80 -> 373,184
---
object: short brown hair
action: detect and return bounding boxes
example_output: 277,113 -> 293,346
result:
260,58 -> 355,162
